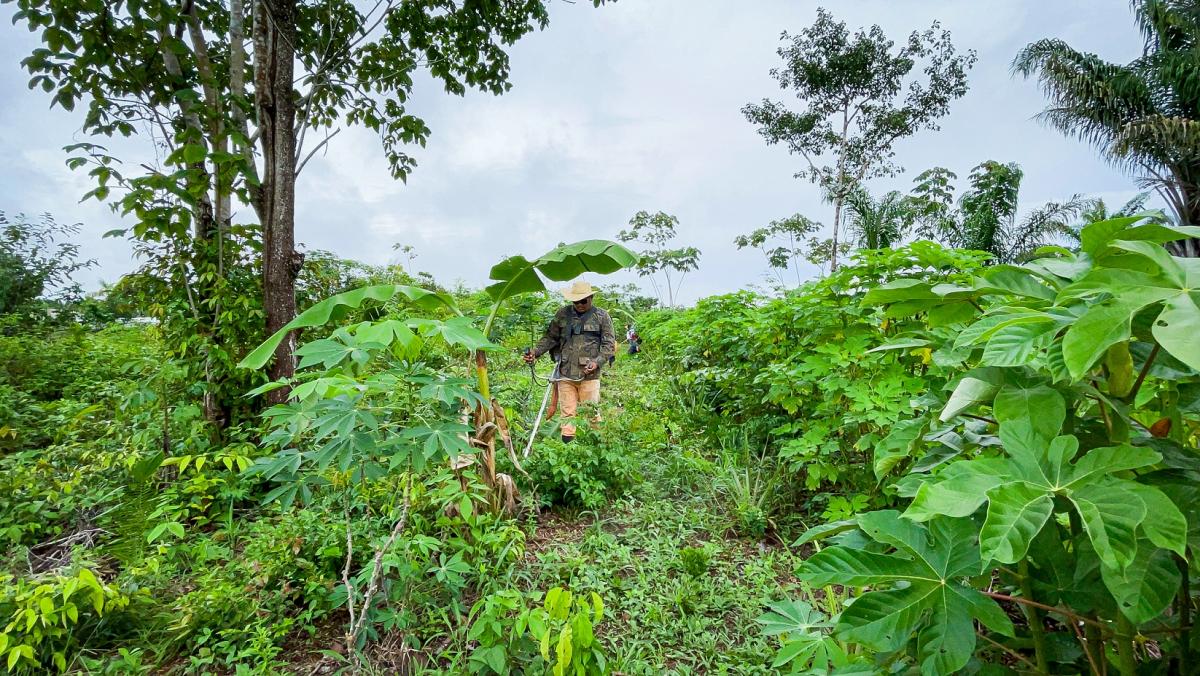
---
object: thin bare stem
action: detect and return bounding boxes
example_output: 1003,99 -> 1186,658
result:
986,591 -> 1109,631
1128,343 -> 1159,402
295,127 -> 342,177
977,630 -> 1037,670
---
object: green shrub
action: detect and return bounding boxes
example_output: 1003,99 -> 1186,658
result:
524,419 -> 638,509
466,585 -> 607,675
0,568 -> 131,673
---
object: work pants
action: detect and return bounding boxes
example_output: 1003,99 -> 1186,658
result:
553,379 -> 600,437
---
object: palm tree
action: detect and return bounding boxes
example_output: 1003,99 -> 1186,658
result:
1013,1 -> 1200,256
844,189 -> 912,250
909,161 -> 1092,263
1053,192 -> 1151,246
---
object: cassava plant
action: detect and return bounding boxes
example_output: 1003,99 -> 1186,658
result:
786,212 -> 1200,674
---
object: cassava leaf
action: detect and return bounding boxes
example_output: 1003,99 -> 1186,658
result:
798,512 -> 1011,675
1099,543 -> 1181,624
940,368 -> 1004,421
240,284 -> 459,370
992,383 -> 1065,442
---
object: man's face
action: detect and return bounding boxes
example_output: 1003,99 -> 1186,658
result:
572,295 -> 593,312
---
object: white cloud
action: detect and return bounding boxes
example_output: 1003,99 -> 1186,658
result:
0,0 -> 1151,303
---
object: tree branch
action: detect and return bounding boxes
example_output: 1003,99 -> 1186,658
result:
295,127 -> 342,177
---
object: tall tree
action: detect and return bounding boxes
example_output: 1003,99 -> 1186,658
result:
733,213 -> 821,287
1013,0 -> 1200,256
617,210 -> 700,307
908,161 -> 1091,263
8,0 -> 596,417
0,212 -> 93,317
742,8 -> 974,273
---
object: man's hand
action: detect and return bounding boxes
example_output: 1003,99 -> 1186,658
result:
583,359 -> 598,375
523,350 -> 537,365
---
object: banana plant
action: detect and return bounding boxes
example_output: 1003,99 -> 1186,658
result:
239,240 -> 638,505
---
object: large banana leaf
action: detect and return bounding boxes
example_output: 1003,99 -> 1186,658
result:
798,511 -> 1013,675
239,284 -> 460,370
485,240 -> 640,303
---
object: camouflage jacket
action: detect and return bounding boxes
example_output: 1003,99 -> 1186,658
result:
532,305 -> 616,381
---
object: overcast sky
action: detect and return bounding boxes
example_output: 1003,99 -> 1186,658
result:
0,0 -> 1148,304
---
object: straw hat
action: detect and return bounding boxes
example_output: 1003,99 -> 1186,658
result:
561,280 -> 596,302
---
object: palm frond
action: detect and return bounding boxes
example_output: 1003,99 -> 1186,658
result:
1116,190 -> 1153,215
1009,194 -> 1093,261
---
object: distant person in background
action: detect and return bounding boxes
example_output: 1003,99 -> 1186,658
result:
626,324 -> 641,355
524,280 -> 616,442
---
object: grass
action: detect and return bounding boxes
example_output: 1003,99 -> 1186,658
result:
498,355 -> 804,674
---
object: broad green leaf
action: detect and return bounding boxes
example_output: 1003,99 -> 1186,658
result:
979,266 -> 1057,300
799,513 -> 1009,675
835,583 -> 936,653
904,458 -> 1007,521
1062,297 -> 1140,379
793,519 -> 858,547
355,320 -> 421,359
861,279 -> 936,306
772,640 -> 818,669
1099,543 -> 1181,624
1127,484 -> 1188,557
927,301 -> 977,327
953,309 -> 1048,349
866,338 -> 930,353
1057,268 -> 1171,303
1045,339 -> 1071,383
471,645 -> 506,673
1152,290 -> 1200,371
873,418 -> 925,478
992,383 -> 1065,442
1109,240 -> 1185,287
295,337 -> 356,370
996,421 -> 1063,482
1070,481 -> 1146,570
408,317 -> 495,352
980,320 -> 1054,366
797,547 -> 927,587
1079,215 -> 1143,255
1026,252 -> 1093,281
485,240 -> 639,302
757,599 -> 831,636
401,423 -> 473,463
939,369 -> 1004,421
950,583 -> 1016,637
1066,444 -> 1160,487
980,482 -> 1054,563
1116,221 -> 1200,245
916,594 -> 974,676
240,284 -> 459,370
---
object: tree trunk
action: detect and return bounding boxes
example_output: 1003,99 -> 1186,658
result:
1168,186 -> 1200,257
254,0 -> 300,403
830,196 -> 843,274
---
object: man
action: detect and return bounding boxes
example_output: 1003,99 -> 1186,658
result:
524,280 -> 616,442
